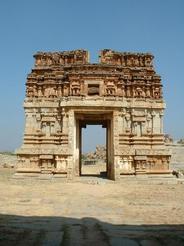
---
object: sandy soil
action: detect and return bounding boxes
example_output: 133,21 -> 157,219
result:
0,167 -> 184,245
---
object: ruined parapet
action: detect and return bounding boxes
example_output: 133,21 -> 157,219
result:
34,49 -> 89,67
100,49 -> 154,67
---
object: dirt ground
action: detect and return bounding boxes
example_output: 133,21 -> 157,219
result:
0,167 -> 184,245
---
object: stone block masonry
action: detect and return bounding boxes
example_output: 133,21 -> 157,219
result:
16,49 -> 171,180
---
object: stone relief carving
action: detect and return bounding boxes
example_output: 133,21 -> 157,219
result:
34,50 -> 89,67
70,81 -> 81,96
153,87 -> 162,99
55,156 -> 67,171
119,156 -> 133,171
100,50 -> 154,68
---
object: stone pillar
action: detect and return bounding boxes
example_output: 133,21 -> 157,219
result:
160,111 -> 164,134
67,110 -> 75,179
133,122 -> 137,135
25,111 -> 36,134
145,111 -> 152,135
56,115 -> 62,132
155,112 -> 160,134
151,111 -> 156,134
107,119 -> 113,179
61,108 -> 68,133
113,111 -> 120,180
50,122 -> 55,134
142,122 -> 146,135
75,120 -> 80,176
152,111 -> 161,134
121,108 -> 126,133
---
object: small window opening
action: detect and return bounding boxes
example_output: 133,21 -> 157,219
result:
88,84 -> 99,96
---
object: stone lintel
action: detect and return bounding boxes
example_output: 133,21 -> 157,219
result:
136,149 -> 171,156
41,116 -> 56,122
134,156 -> 147,160
39,155 -> 53,160
132,116 -> 146,122
16,147 -> 71,156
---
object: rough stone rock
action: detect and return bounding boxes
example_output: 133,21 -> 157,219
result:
84,145 -> 106,161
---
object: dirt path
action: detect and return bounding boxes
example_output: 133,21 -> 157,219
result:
0,168 -> 184,245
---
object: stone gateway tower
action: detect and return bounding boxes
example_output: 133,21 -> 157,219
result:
17,49 -> 171,180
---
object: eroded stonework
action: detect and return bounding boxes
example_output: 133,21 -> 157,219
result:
17,49 -> 171,180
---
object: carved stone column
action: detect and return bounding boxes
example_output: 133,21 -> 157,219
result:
151,111 -> 156,134
121,108 -> 126,133
160,111 -> 164,134
61,108 -> 68,134
67,110 -> 75,179
113,110 -> 120,180
142,122 -> 146,135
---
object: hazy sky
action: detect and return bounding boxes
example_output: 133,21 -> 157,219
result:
0,0 -> 184,152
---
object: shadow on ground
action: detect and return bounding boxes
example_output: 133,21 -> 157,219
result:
0,214 -> 184,246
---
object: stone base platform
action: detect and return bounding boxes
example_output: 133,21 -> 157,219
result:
12,172 -> 184,185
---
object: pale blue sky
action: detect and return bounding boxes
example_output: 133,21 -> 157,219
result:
0,0 -> 184,152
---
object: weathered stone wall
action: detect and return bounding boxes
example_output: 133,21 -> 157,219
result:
169,145 -> 184,171
169,145 -> 184,164
0,154 -> 17,168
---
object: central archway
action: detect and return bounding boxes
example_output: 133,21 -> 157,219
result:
74,111 -> 114,179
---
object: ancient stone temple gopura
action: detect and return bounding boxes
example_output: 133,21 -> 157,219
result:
16,49 -> 171,180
